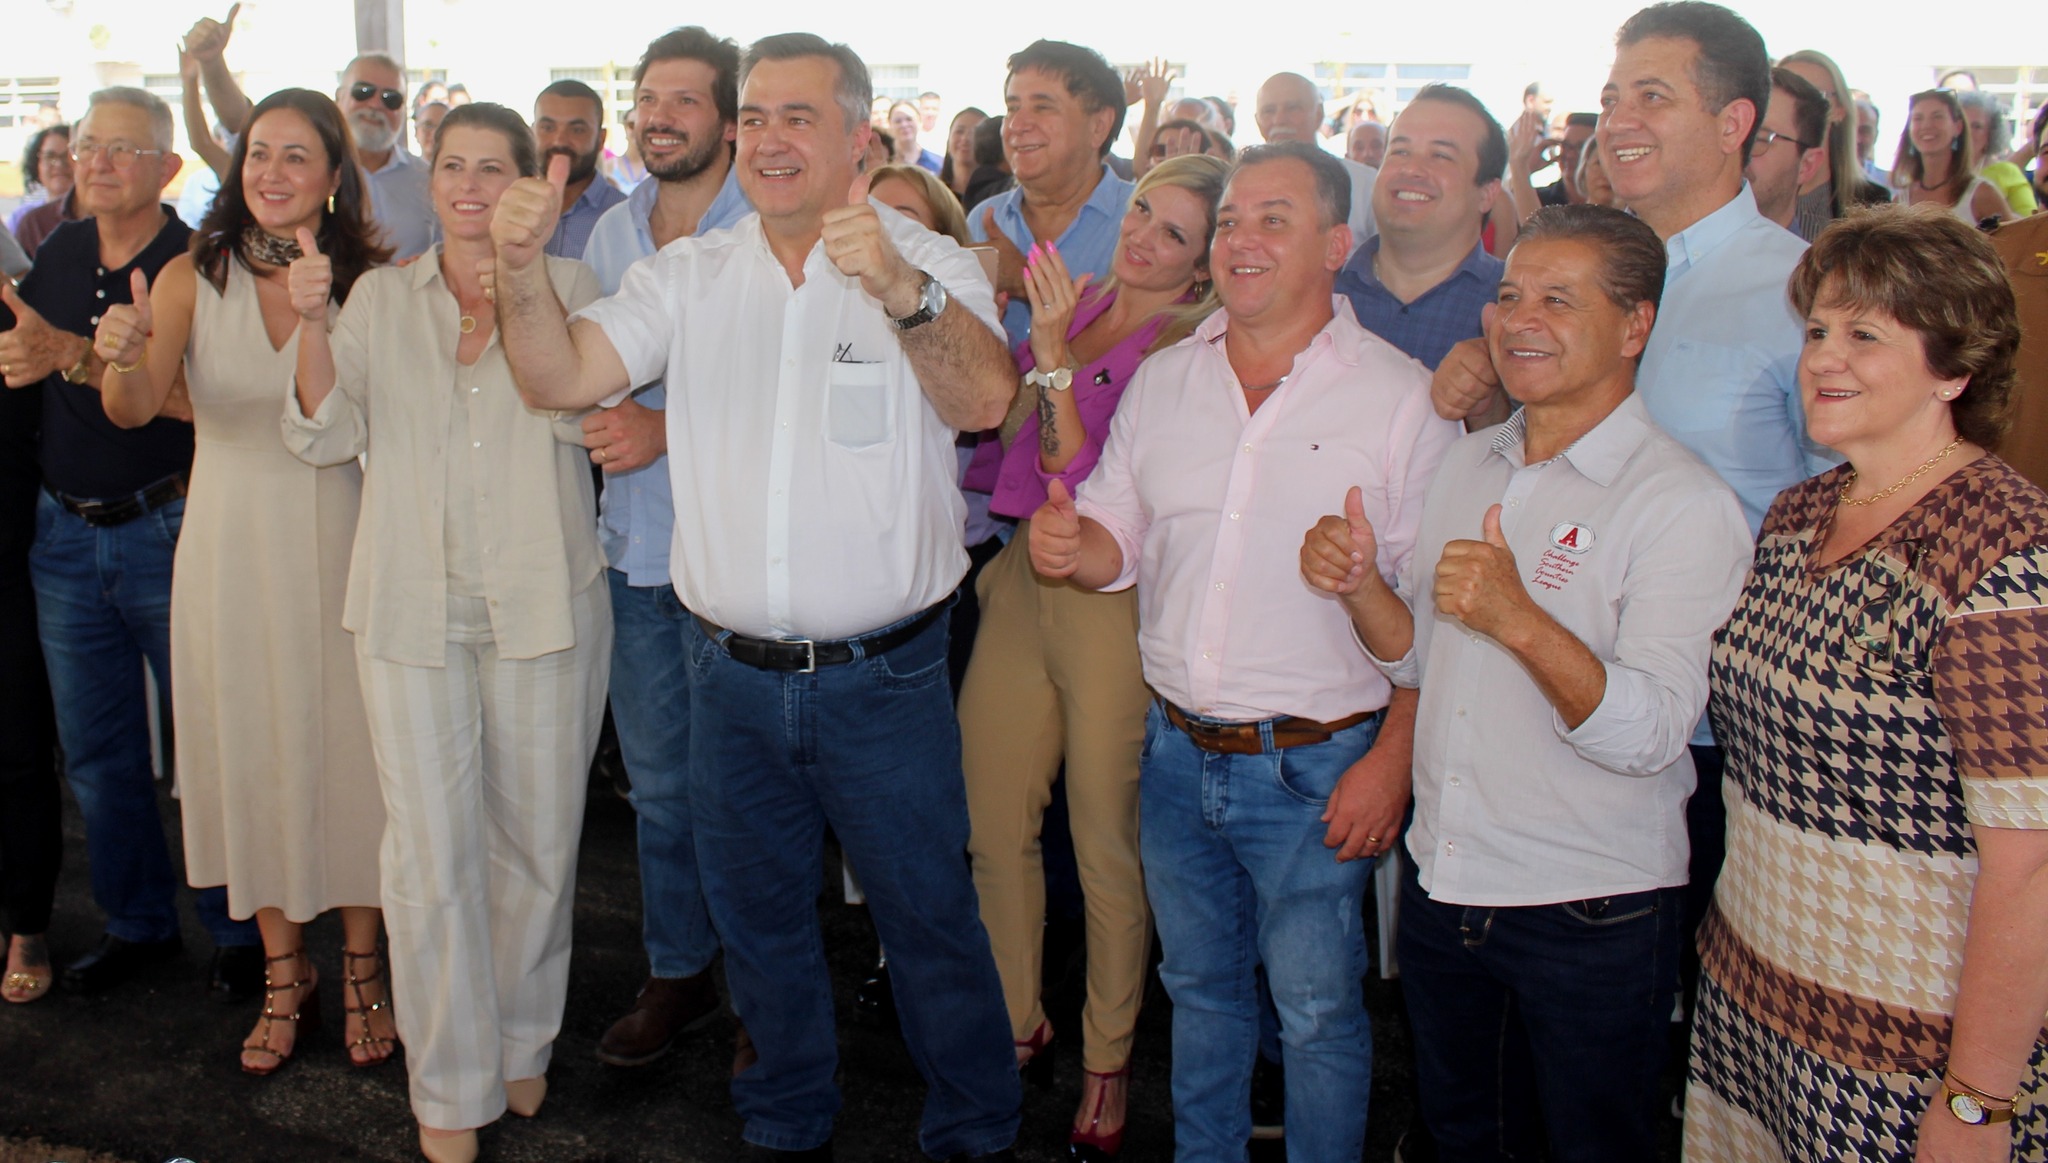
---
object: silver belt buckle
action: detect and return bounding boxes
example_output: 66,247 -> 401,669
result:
794,638 -> 817,674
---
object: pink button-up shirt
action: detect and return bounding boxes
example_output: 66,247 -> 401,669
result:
1076,297 -> 1457,722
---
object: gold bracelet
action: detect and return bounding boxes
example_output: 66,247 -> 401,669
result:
1946,1071 -> 2018,1108
110,355 -> 145,375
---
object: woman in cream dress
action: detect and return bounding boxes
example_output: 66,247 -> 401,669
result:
94,88 -> 396,1073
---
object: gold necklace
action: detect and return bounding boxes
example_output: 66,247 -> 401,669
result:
1838,437 -> 1964,508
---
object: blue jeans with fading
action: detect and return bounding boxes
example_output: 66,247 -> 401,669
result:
28,491 -> 252,947
683,608 -> 1019,1158
1139,704 -> 1383,1163
605,570 -> 718,979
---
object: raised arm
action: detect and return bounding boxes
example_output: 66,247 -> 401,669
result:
182,6 -> 252,137
820,202 -> 1014,432
177,49 -> 232,177
96,258 -> 197,427
1127,59 -> 1174,178
1019,242 -> 1094,473
492,155 -> 632,411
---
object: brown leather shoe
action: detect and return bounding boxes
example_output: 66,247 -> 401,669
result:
596,973 -> 719,1066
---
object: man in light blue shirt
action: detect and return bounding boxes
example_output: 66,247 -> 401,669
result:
535,79 -> 628,261
1425,0 -> 1837,1043
577,25 -> 754,1073
969,40 -> 1134,349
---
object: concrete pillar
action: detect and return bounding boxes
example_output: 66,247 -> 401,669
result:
354,0 -> 405,64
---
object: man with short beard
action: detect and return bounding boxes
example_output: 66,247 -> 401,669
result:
336,54 -> 434,260
536,79 -> 626,260
577,25 -> 755,1075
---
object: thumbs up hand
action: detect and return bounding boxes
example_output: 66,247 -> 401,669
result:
182,3 -> 239,62
492,153 -> 568,272
1302,485 -> 1385,598
1433,503 -> 1530,639
286,227 -> 333,321
0,281 -> 83,388
1029,478 -> 1084,578
94,269 -> 155,371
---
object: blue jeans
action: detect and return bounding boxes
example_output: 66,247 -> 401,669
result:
1139,704 -> 1383,1163
606,570 -> 718,979
684,609 -> 1019,1158
28,491 -> 252,947
1397,857 -> 1681,1162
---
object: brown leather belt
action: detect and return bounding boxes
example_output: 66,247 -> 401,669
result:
1158,700 -> 1384,756
50,471 -> 190,528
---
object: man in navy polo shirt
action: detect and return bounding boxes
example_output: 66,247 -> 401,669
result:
1336,83 -> 1507,372
0,87 -> 259,996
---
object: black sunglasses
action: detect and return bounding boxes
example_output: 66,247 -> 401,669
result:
350,82 -> 405,111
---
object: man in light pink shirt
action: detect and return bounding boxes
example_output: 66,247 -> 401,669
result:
1030,142 -> 1457,1162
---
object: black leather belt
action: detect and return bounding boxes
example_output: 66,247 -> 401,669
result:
50,472 -> 190,528
695,603 -> 947,673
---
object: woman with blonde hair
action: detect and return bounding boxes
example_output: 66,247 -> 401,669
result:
1777,49 -> 1892,238
959,153 -> 1228,1161
1894,88 -> 2014,225
865,162 -> 969,244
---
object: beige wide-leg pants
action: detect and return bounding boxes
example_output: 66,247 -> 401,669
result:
355,587 -> 611,1130
959,527 -> 1152,1073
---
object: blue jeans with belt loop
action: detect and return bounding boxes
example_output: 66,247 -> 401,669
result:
1139,703 -> 1384,1163
28,490 -> 252,947
683,606 -> 1019,1158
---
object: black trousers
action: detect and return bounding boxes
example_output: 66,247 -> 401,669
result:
0,388 -> 60,936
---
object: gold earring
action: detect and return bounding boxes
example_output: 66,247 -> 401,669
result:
326,194 -> 335,214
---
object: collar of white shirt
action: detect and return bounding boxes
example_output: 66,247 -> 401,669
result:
1486,391 -> 1655,488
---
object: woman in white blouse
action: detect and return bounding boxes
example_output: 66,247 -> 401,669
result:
282,102 -> 609,1163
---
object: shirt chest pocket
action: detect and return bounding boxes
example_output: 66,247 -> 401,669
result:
826,361 -> 893,450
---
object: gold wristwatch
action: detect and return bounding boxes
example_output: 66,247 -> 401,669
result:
1941,1076 -> 2017,1126
60,345 -> 93,384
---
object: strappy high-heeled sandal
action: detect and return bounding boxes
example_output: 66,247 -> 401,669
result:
241,949 -> 319,1076
342,947 -> 399,1067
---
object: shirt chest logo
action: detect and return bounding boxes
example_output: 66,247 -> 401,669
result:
1548,521 -> 1595,554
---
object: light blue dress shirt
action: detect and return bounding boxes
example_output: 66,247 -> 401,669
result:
969,162 -> 1134,348
545,175 -> 628,260
1634,183 -> 1839,745
582,169 -> 753,586
366,149 -> 437,262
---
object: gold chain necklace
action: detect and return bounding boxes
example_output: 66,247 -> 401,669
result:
1838,437 -> 1964,508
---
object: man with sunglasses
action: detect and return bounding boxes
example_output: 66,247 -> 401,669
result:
338,55 -> 435,261
0,87 -> 263,997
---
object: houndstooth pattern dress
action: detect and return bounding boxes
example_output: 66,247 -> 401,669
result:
1685,456 -> 2048,1162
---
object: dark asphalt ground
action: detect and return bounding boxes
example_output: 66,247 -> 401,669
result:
0,773 -> 1686,1163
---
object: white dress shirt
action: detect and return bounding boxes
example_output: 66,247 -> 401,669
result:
1076,298 -> 1458,723
1371,394 -> 1753,906
572,204 -> 1002,640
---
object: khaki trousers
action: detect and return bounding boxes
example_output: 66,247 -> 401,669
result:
959,528 -> 1151,1072
355,587 -> 611,1130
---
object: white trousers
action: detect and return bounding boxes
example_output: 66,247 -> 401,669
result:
355,587 -> 611,1129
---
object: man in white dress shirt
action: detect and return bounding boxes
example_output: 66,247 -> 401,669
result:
490,31 -> 1020,1163
1303,204 -> 1752,1160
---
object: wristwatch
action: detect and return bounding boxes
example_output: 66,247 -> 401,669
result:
1941,1079 -> 2017,1126
889,271 -> 947,331
60,346 -> 93,385
1025,365 -> 1074,393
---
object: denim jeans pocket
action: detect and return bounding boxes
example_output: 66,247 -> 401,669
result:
1272,738 -> 1345,807
145,498 -> 185,549
1559,889 -> 1662,926
867,618 -> 949,691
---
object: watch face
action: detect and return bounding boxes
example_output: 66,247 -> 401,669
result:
1950,1092 -> 1988,1124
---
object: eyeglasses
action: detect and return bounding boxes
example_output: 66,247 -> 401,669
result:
1754,128 -> 1814,153
70,141 -> 164,171
349,82 -> 405,110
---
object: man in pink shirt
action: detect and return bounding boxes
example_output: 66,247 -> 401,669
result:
1030,142 -> 1457,1162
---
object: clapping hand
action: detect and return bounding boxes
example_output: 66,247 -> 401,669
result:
1021,242 -> 1089,375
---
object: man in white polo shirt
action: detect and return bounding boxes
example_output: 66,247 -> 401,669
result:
1303,204 -> 1751,1160
490,31 -> 1021,1163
